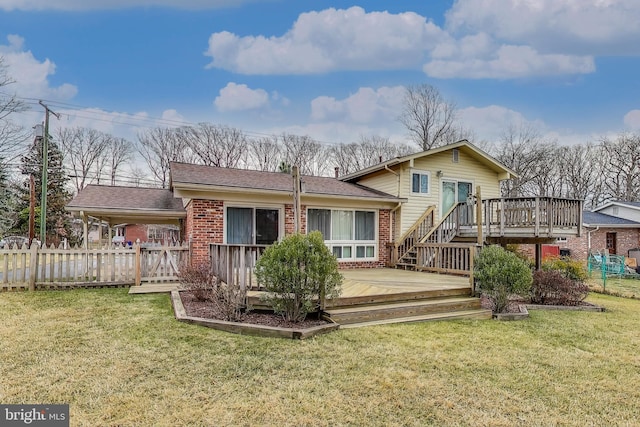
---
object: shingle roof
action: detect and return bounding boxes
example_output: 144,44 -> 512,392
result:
613,201 -> 640,208
583,211 -> 640,226
67,185 -> 185,212
170,162 -> 400,201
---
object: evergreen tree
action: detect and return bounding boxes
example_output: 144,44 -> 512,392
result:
12,136 -> 74,246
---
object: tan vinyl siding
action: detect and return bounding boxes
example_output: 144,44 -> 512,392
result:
398,150 -> 503,235
354,168 -> 400,197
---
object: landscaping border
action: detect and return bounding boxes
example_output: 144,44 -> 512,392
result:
493,301 -> 605,321
170,291 -> 340,339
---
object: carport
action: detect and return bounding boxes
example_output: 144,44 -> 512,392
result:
65,185 -> 186,249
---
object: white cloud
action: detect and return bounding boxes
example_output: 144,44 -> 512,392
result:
214,82 -> 270,112
623,110 -> 640,129
0,35 -> 78,100
424,43 -> 595,79
446,0 -> 640,55
0,0 -> 263,11
205,6 -> 446,74
310,86 -> 405,124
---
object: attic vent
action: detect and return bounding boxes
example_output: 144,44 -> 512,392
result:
613,206 -> 619,216
452,148 -> 459,163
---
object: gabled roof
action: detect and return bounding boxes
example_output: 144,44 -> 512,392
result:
170,162 -> 403,203
594,200 -> 640,212
66,185 -> 185,225
339,140 -> 518,182
583,211 -> 640,227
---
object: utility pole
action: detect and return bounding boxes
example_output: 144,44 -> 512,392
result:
38,101 -> 60,246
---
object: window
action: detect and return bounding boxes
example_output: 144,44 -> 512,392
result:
226,207 -> 280,245
411,171 -> 430,194
308,208 -> 377,260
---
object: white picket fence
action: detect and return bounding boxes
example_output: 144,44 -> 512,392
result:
0,242 -> 189,291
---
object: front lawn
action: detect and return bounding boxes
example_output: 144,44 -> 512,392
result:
1,289 -> 639,426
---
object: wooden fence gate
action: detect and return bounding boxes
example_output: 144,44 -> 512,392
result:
0,242 -> 190,291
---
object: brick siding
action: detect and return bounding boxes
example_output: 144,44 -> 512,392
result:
563,227 -> 640,259
185,198 -> 392,268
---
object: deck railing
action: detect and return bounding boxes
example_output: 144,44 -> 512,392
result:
414,243 -> 477,289
390,206 -> 435,267
483,197 -> 582,237
210,244 -> 267,291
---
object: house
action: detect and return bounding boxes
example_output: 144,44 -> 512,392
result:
112,224 -> 181,245
561,210 -> 640,259
592,200 -> 640,223
66,140 -> 583,271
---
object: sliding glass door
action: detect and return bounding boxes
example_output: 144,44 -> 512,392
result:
227,207 -> 280,245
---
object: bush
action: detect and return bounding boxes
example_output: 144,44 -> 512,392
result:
177,262 -> 246,322
542,257 -> 588,282
531,270 -> 589,305
475,245 -> 533,313
255,231 -> 342,322
177,263 -> 216,302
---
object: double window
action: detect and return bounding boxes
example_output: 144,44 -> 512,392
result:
307,208 -> 376,260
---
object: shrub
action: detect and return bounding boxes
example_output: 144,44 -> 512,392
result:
542,257 -> 588,283
531,270 -> 589,306
177,263 -> 216,302
177,262 -> 246,322
255,231 -> 342,322
474,245 -> 533,313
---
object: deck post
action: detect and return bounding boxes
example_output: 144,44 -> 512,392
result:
475,186 -> 482,246
469,245 -> 475,293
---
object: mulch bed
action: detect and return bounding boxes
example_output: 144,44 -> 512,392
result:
179,290 -> 330,329
480,294 -> 603,313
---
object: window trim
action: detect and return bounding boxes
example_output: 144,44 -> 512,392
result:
224,204 -> 284,245
307,207 -> 378,261
410,169 -> 431,196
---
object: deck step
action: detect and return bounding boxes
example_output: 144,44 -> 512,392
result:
324,296 -> 482,325
338,309 -> 493,328
247,287 -> 472,310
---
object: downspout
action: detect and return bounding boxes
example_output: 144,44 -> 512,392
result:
587,226 -> 600,254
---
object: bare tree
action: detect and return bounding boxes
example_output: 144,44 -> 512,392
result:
57,127 -> 109,192
600,133 -> 640,202
179,124 -> 247,168
280,133 -> 330,176
331,135 -> 417,175
137,127 -> 194,188
105,135 -> 133,186
399,84 -> 458,151
247,135 -> 281,171
556,143 -> 604,208
0,57 -> 30,164
493,124 -> 557,197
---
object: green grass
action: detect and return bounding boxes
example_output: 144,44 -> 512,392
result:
1,289 -> 639,426
587,275 -> 640,299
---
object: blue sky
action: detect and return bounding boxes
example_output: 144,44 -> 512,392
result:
1,0 -> 639,147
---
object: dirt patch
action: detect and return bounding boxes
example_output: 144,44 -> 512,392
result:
480,294 -> 605,314
179,290 -> 330,329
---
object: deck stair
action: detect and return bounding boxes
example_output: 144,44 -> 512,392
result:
395,203 -> 463,270
322,288 -> 490,327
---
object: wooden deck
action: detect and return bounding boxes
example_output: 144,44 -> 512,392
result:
130,268 -> 491,327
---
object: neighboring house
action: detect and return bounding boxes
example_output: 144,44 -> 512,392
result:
112,224 -> 181,245
66,140 -> 583,270
561,210 -> 640,259
593,201 -> 640,223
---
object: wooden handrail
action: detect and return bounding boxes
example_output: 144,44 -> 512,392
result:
396,205 -> 436,243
